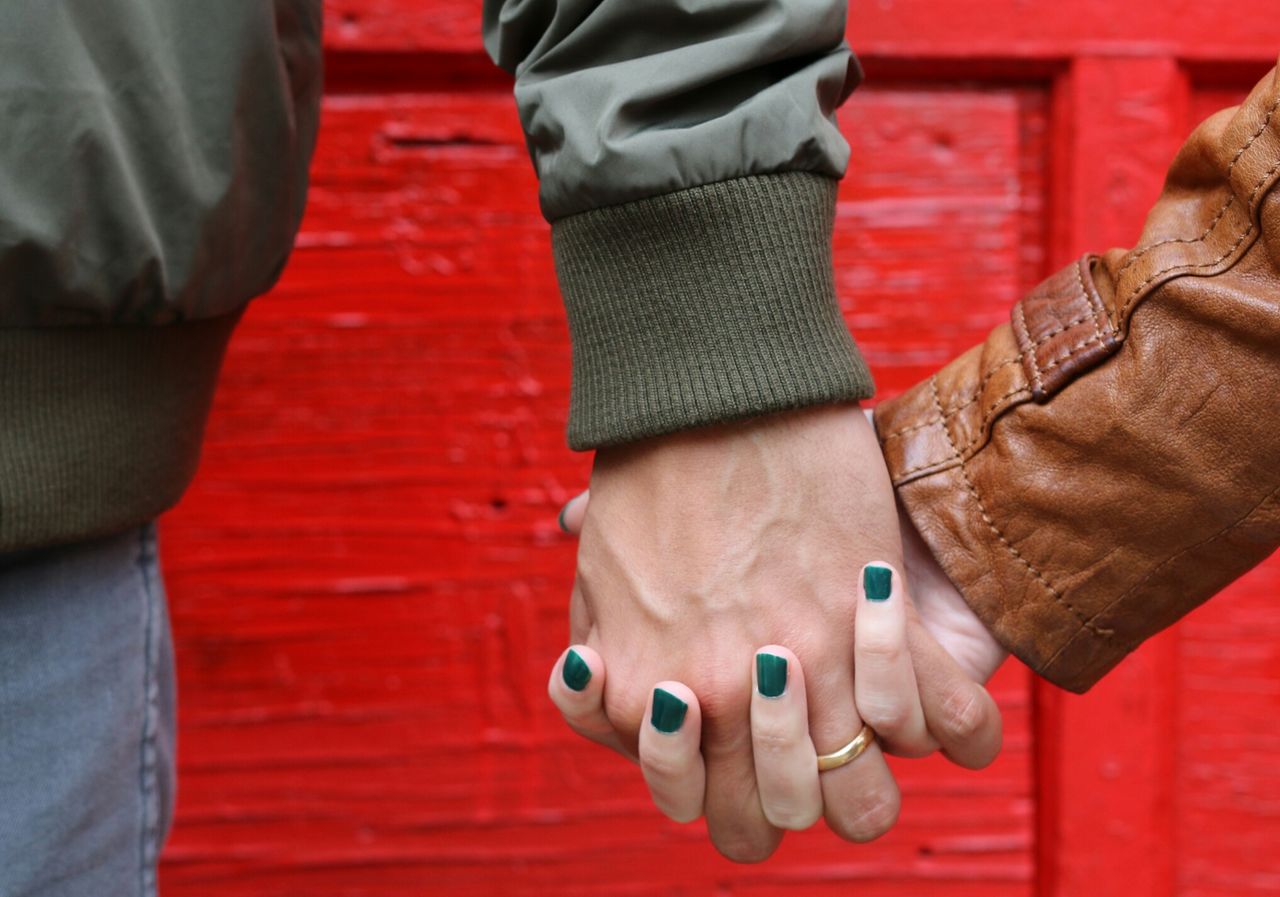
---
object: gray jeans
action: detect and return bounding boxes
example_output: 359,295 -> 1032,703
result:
0,523 -> 176,897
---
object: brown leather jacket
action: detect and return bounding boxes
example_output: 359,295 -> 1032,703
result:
875,62 -> 1280,693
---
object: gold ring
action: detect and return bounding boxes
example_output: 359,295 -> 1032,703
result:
816,724 -> 877,772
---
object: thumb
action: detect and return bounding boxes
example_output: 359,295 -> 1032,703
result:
556,490 -> 590,536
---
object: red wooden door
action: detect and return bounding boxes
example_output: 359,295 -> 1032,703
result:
157,3 -> 1280,895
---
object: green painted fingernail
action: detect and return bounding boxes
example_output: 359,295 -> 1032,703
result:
650,688 -> 688,733
556,501 -> 571,533
562,649 -> 591,691
864,565 -> 893,602
756,653 -> 788,698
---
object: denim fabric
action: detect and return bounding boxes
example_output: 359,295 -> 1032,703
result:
0,523 -> 175,897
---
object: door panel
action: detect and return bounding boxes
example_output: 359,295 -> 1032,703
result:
156,3 -> 1280,894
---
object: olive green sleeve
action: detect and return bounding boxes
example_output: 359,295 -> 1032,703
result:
483,0 -> 874,449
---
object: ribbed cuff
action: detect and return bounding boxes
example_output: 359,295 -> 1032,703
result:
551,172 -> 874,450
0,313 -> 240,553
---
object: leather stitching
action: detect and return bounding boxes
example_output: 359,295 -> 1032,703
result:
882,416 -> 954,443
1113,197 -> 1236,277
1043,481 -> 1280,673
893,378 -> 1032,477
1116,206 -> 1258,321
883,305 -> 1102,444
883,307 -> 1100,444
886,94 -> 1280,452
1035,312 -> 1094,346
1113,92 -> 1280,278
927,376 -> 1106,637
947,89 -> 1280,452
1097,482 -> 1279,632
1014,302 -> 1044,395
1117,96 -> 1280,322
888,333 -> 1101,462
1038,334 -> 1102,374
881,358 -> 1020,442
1229,91 -> 1280,173
895,90 -> 1280,653
893,456 -> 959,480
952,383 -> 1033,458
1076,261 -> 1107,340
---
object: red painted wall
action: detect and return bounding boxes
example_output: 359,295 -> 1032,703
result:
157,3 -> 1280,895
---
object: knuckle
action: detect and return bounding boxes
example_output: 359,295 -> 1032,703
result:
705,726 -> 752,762
829,786 -> 900,843
751,719 -> 799,758
702,714 -> 753,759
659,801 -> 702,825
887,734 -> 940,759
712,831 -> 778,864
697,676 -> 744,720
938,685 -> 987,742
858,696 -> 914,737
641,748 -> 688,785
603,690 -> 647,738
564,717 -> 610,744
858,633 -> 906,667
558,698 -> 598,729
764,800 -> 822,832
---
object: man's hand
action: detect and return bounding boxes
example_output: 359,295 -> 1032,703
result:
899,504 -> 1008,685
558,404 -> 932,860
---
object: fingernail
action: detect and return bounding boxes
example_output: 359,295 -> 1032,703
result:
756,652 -> 788,698
651,688 -> 688,733
864,564 -> 893,602
556,501 -> 572,533
562,649 -> 591,691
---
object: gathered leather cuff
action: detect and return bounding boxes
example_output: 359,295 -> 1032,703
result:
875,63 -> 1280,693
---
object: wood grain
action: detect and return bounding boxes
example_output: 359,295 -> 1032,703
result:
158,86 -> 1040,895
153,3 -> 1280,894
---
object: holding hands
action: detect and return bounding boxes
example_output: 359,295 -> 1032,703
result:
547,405 -> 1006,861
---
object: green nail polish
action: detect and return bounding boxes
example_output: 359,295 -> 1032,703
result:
651,688 -> 688,733
756,653 -> 788,698
864,565 -> 893,602
562,649 -> 591,691
556,502 -> 571,533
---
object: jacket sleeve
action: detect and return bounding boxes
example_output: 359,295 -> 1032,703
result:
873,62 -> 1280,693
483,0 -> 873,449
0,0 -> 322,328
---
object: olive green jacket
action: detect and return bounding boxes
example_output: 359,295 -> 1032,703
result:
484,0 -> 873,448
0,1 -> 322,552
3,1 -> 868,553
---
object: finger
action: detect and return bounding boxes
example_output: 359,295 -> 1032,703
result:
907,624 -> 1003,770
807,647 -> 902,844
548,645 -> 635,762
556,490 -> 589,536
639,682 -> 706,823
702,681 -> 784,862
568,579 -> 591,645
854,563 -> 934,757
751,647 -> 822,830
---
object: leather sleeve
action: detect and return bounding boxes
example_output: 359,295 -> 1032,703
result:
874,62 -> 1280,693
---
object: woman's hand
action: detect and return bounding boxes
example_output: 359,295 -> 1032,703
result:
554,455 -> 1005,854
547,555 -> 1002,841
898,502 -> 1008,686
561,405 -> 918,860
